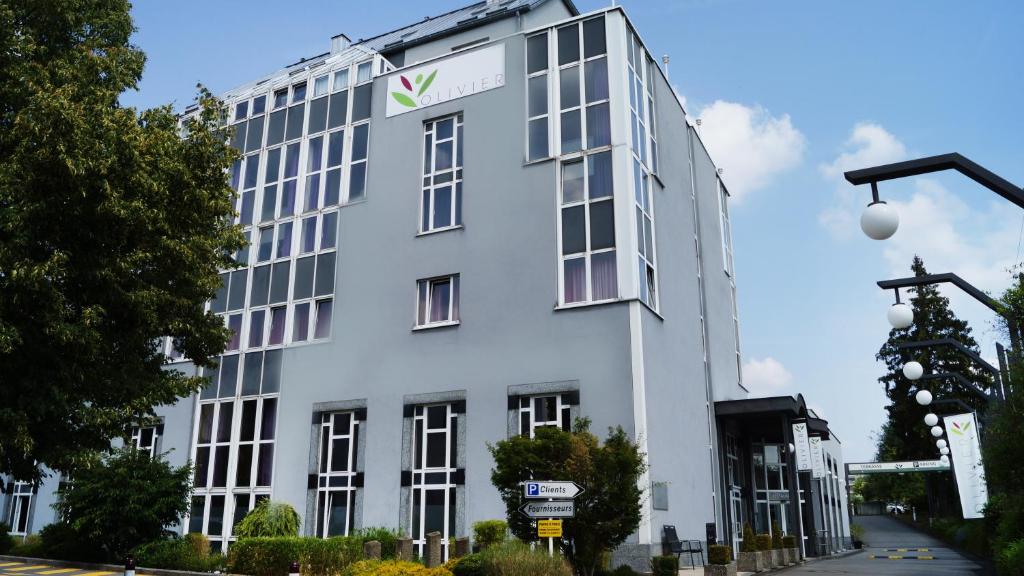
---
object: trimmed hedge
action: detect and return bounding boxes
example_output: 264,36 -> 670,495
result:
740,522 -> 757,553
0,523 -> 11,555
133,536 -> 222,572
771,524 -> 783,550
352,528 -> 401,559
227,536 -> 362,576
708,545 -> 732,565
650,555 -> 678,576
755,534 -> 773,551
782,535 -> 797,548
343,560 -> 451,576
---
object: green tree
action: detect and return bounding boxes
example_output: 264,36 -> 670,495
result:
0,0 -> 243,479
54,447 -> 193,560
865,256 -> 992,516
984,270 -> 1024,561
488,419 -> 646,576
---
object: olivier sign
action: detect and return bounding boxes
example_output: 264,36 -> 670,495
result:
792,422 -> 813,471
386,44 -> 505,117
808,436 -> 826,479
944,412 -> 989,519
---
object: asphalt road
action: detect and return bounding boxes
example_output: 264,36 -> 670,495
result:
0,562 -> 116,576
783,514 -> 987,575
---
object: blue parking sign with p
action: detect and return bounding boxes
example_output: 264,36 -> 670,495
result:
527,482 -> 540,497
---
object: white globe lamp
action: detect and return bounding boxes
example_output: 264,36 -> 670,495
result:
924,413 -> 939,427
915,390 -> 933,406
940,447 -> 950,455
940,455 -> 950,465
861,202 -> 899,240
888,303 -> 914,329
903,361 -> 924,380
937,439 -> 947,449
930,425 -> 944,438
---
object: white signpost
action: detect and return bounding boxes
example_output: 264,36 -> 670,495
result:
519,500 -> 576,519
520,480 -> 583,557
792,422 -> 813,471
808,435 -> 826,479
944,412 -> 989,519
523,481 -> 585,500
847,459 -> 951,474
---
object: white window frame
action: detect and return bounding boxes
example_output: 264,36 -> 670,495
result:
517,394 -> 572,437
130,425 -> 160,457
7,481 -> 34,536
557,151 -> 617,306
415,275 -> 460,329
419,114 -> 464,234
314,411 -> 360,538
525,31 -> 552,162
718,179 -> 735,277
409,404 -> 457,560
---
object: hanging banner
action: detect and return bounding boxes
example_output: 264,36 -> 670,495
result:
792,422 -> 813,471
943,412 -> 989,519
808,436 -> 826,478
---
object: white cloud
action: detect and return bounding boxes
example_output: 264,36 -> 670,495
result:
742,357 -> 794,397
695,100 -> 806,202
818,123 -> 908,240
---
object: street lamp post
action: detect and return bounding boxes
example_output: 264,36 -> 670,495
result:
897,339 -> 1003,400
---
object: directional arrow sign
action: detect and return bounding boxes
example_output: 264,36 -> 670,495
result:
519,500 -> 575,519
523,481 -> 585,499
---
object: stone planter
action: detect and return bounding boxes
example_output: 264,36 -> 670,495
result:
736,551 -> 764,572
705,563 -> 737,576
771,549 -> 785,566
788,547 -> 800,564
758,550 -> 774,569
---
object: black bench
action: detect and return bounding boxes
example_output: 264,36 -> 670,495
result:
663,525 -> 705,569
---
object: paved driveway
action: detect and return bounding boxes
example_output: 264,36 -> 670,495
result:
782,515 -> 987,575
0,561 -> 116,576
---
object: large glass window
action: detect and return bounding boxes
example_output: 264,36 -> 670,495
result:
517,394 -> 572,437
628,29 -> 659,310
7,481 -> 34,536
557,17 -> 609,155
421,115 -> 464,233
560,151 -> 616,304
315,411 -> 360,537
409,404 -> 458,559
526,32 -> 550,161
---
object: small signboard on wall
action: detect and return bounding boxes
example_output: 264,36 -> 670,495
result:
808,436 -> 826,479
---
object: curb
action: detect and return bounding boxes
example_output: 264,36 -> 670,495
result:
0,555 -> 217,576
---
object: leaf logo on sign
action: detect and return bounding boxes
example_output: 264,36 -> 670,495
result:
391,70 -> 438,108
951,421 -> 971,436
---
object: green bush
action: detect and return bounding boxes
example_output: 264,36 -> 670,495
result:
0,523 -> 11,554
997,539 -> 1024,576
650,555 -> 679,576
471,520 -> 507,550
708,545 -> 732,565
10,534 -> 46,558
609,566 -> 640,576
227,536 -> 362,576
849,523 -> 865,541
740,522 -> 757,553
771,523 -> 783,550
755,534 -> 772,551
449,553 -> 484,576
234,501 -> 301,538
38,523 -> 105,562
133,537 -> 216,571
782,535 -> 797,548
472,541 -> 571,576
352,527 -> 401,559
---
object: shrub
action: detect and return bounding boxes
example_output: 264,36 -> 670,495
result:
10,534 -> 46,558
849,523 -> 865,541
755,534 -> 772,551
782,535 -> 797,548
352,527 -> 401,559
771,523 -> 783,550
185,532 -> 211,558
38,523 -> 105,562
997,539 -> 1024,576
740,522 -> 757,553
449,553 -> 484,576
650,555 -> 679,576
0,523 -> 11,555
133,537 -> 211,571
343,560 -> 451,576
227,536 -> 361,576
609,566 -> 640,576
471,520 -> 507,550
474,541 -> 572,576
234,501 -> 301,538
708,545 -> 732,565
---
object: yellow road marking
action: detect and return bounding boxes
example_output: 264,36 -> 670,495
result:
77,572 -> 115,576
0,564 -> 23,568
919,556 -> 935,560
39,569 -> 82,574
6,567 -> 52,572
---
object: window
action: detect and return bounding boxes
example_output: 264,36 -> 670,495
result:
7,481 -> 34,536
348,123 -> 369,202
559,151 -> 616,304
421,115 -> 463,233
719,180 -> 734,277
517,394 -> 572,437
292,82 -> 307,103
313,75 -> 329,98
130,425 -> 160,457
273,89 -> 288,110
635,159 -> 657,309
314,411 -> 361,537
628,30 -> 659,310
332,69 -> 349,92
416,275 -> 460,328
556,17 -> 609,156
409,404 -> 459,559
356,62 -> 372,83
235,100 -> 248,122
526,32 -> 551,161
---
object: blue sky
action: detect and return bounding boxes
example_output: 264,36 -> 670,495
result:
124,0 -> 1024,462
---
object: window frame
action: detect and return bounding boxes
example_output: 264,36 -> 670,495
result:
314,411 -> 361,538
414,274 -> 461,329
419,114 -> 465,234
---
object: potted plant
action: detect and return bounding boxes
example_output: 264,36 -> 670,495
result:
755,533 -> 774,568
736,523 -> 763,572
706,545 -> 737,576
770,523 -> 785,566
782,534 -> 799,564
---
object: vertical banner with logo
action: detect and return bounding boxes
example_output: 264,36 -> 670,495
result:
792,422 -> 813,471
386,44 -> 506,117
943,412 -> 989,519
808,436 -> 826,478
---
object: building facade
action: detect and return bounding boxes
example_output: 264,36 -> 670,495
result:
3,0 -> 848,567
